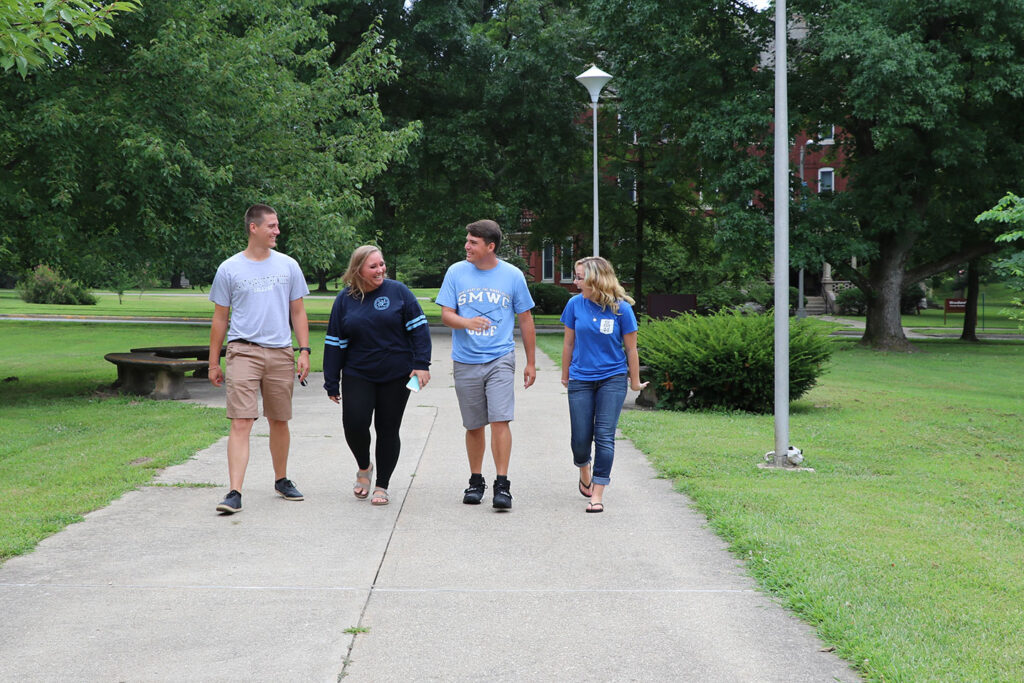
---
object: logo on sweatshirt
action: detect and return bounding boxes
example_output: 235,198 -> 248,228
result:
374,296 -> 390,311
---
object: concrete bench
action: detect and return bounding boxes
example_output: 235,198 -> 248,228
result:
104,352 -> 209,400
130,346 -> 224,379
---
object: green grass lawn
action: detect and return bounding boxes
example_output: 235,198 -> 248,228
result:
0,322 -> 235,560
0,287 -> 565,327
836,281 -> 1023,332
538,332 -> 1024,681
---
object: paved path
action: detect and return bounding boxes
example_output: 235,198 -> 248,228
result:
0,331 -> 858,682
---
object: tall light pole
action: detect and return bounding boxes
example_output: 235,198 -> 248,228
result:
576,65 -> 613,257
770,0 -> 799,468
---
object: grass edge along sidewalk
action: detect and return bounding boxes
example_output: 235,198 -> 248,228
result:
613,338 -> 1024,683
0,322 -> 228,560
4,323 -> 1024,681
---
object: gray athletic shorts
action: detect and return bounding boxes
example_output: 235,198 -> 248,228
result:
452,351 -> 516,430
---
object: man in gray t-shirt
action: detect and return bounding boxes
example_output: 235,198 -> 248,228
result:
207,204 -> 311,515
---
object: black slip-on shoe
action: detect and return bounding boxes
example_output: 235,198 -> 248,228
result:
216,490 -> 242,514
274,478 -> 304,501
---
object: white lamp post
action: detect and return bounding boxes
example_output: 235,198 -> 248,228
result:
576,65 -> 613,257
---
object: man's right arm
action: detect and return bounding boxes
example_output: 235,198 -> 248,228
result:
442,306 -> 492,332
208,304 -> 230,387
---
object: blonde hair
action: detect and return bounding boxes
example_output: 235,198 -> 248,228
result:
342,245 -> 383,300
575,256 -> 634,314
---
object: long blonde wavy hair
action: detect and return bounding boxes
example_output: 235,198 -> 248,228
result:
575,256 -> 634,314
342,245 -> 384,300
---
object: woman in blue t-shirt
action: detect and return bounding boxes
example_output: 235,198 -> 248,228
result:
560,257 -> 648,513
323,246 -> 432,506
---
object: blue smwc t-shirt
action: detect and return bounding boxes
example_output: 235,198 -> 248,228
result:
560,294 -> 638,381
436,260 -> 535,364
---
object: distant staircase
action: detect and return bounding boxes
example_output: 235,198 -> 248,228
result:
804,295 -> 827,315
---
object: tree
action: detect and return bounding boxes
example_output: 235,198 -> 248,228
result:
787,0 -> 1024,349
1,1 -> 418,287
978,192 -> 1024,332
0,0 -> 140,77
370,0 -> 593,275
585,0 -> 775,307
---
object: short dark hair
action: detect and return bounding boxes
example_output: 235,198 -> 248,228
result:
244,203 -> 277,235
466,219 -> 502,252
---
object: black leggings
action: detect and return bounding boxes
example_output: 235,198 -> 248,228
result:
341,374 -> 411,490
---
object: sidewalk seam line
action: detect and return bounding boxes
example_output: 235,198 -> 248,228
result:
338,404 -> 439,679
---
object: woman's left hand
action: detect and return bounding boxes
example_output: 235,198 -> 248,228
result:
631,380 -> 649,392
411,369 -> 430,389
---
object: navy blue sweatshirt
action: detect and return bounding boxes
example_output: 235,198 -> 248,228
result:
323,279 -> 432,395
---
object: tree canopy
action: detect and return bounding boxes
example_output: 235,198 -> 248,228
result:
0,0 -> 140,77
786,0 -> 1024,348
1,0 -> 418,287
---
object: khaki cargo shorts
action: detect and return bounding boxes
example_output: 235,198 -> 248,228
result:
224,342 -> 295,421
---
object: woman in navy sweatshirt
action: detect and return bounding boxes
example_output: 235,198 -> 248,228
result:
324,245 -> 432,505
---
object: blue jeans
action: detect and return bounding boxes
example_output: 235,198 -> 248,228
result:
567,374 -> 628,486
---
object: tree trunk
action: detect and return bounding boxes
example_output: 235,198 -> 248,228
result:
316,271 -> 330,293
960,258 -> 980,342
170,272 -> 182,289
860,231 -> 916,351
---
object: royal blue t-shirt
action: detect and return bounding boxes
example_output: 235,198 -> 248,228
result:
560,294 -> 638,381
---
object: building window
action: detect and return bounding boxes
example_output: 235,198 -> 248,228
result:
560,240 -> 574,281
818,124 -> 835,145
818,167 -> 834,193
542,243 -> 554,282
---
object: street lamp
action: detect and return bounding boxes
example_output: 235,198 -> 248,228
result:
576,65 -> 613,257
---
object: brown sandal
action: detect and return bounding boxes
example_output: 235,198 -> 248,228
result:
353,465 -> 373,499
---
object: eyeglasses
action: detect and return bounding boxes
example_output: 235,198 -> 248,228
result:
572,274 -> 584,281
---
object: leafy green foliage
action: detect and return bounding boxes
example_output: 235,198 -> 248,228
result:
583,0 -> 772,308
371,0 -> 593,266
17,264 -> 96,305
638,311 -> 832,413
786,0 -> 1024,347
835,287 -> 866,315
1,1 -> 418,288
838,285 -> 935,316
980,192 -> 1024,330
698,278 -> 773,313
527,282 -> 571,315
0,0 -> 140,77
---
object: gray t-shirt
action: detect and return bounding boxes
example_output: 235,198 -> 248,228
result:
209,251 -> 310,348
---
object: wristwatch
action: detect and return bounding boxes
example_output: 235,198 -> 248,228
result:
297,347 -> 312,353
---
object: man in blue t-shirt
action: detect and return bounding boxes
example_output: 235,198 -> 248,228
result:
436,219 -> 536,509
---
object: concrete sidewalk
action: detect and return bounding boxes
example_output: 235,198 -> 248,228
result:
0,330 -> 858,682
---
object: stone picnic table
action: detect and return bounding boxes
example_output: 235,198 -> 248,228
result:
104,346 -> 225,400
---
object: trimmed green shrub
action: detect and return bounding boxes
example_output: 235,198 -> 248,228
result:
528,282 -> 572,315
17,265 -> 97,305
835,286 -> 924,315
835,287 -> 866,315
638,310 -> 832,413
699,278 -> 772,313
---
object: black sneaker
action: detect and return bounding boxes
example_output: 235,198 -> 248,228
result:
216,490 -> 242,514
462,475 -> 487,505
492,478 -> 513,510
275,478 -> 304,501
